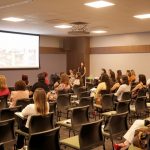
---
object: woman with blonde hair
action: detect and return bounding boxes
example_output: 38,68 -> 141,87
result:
0,75 -> 10,97
16,88 -> 49,149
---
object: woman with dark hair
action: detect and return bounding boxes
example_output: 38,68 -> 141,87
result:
31,73 -> 49,94
114,75 -> 131,101
43,72 -> 50,85
109,69 -> 116,86
16,88 -> 49,149
9,80 -> 29,107
116,70 -> 122,83
22,74 -> 29,86
94,73 -> 110,104
132,74 -> 146,98
99,68 -> 107,80
78,62 -> 86,85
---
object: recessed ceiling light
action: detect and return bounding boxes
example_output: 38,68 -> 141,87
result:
134,14 -> 150,19
91,30 -> 107,33
54,25 -> 72,29
2,17 -> 25,22
84,0 -> 115,8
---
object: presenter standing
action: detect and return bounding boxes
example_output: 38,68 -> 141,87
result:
78,62 -> 86,86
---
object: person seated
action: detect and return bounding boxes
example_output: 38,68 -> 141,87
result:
114,75 -> 131,102
72,72 -> 83,87
22,74 -> 29,86
94,74 -> 110,104
0,75 -> 10,97
30,73 -> 49,95
16,88 -> 49,150
43,72 -> 50,85
9,80 -> 29,108
55,73 -> 71,92
68,69 -> 75,86
114,119 -> 150,150
47,73 -> 71,101
130,69 -> 136,83
132,74 -> 146,99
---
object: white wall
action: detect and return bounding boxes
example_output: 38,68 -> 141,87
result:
90,32 -> 150,79
0,36 -> 66,86
90,53 -> 150,79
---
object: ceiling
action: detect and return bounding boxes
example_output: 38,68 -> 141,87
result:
0,0 -> 150,36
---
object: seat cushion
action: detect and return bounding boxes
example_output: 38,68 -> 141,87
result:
60,135 -> 79,149
56,119 -> 71,128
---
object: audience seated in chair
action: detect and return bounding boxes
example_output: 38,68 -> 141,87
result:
0,75 -> 10,97
114,75 -> 131,102
16,88 -> 49,149
131,74 -> 147,99
9,80 -> 29,108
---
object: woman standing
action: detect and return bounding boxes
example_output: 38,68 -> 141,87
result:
78,62 -> 86,85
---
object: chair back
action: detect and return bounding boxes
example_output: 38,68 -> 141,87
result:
108,112 -> 128,138
29,112 -> 54,134
135,96 -> 147,114
28,127 -> 60,150
122,92 -> 131,101
101,94 -> 114,111
137,88 -> 147,97
71,106 -> 89,129
49,102 -> 57,114
57,94 -> 70,111
79,97 -> 94,111
79,120 -> 104,150
100,90 -> 110,95
73,85 -> 81,95
79,91 -> 91,99
0,118 -> 15,145
16,98 -> 32,110
57,89 -> 69,95
0,106 -> 21,121
116,100 -> 130,113
0,95 -> 8,109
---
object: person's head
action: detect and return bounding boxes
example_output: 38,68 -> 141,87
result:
15,80 -> 26,91
33,88 -> 48,115
126,70 -> 131,77
43,72 -> 48,77
22,74 -> 29,85
102,68 -> 106,74
0,75 -> 7,90
109,69 -> 116,82
139,74 -> 146,85
80,62 -> 84,67
60,73 -> 69,85
101,73 -> 110,90
38,73 -> 45,82
117,70 -> 122,76
131,70 -> 136,76
121,75 -> 129,85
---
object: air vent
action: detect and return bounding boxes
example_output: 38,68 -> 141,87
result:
68,22 -> 90,35
0,0 -> 33,9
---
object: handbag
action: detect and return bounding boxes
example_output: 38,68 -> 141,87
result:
133,126 -> 150,149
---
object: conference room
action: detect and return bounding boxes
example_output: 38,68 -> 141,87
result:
0,0 -> 150,150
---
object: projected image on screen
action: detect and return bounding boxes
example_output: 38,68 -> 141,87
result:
0,32 -> 39,69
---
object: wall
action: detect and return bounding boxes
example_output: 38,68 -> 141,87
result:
90,32 -> 150,79
0,36 -> 66,86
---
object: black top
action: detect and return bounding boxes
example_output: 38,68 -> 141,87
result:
31,81 -> 49,93
78,66 -> 85,76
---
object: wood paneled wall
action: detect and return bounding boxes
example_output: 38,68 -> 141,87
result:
90,45 -> 150,54
65,37 -> 90,75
